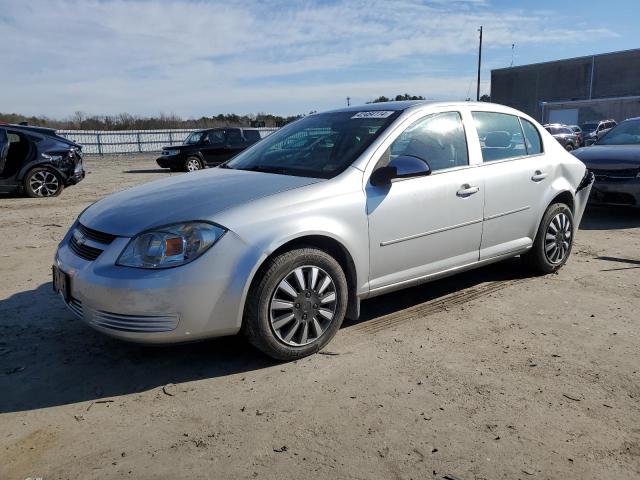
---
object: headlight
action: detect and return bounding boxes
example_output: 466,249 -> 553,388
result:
117,222 -> 226,269
164,149 -> 180,156
42,152 -> 66,162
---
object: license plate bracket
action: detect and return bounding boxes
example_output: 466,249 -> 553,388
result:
52,266 -> 71,303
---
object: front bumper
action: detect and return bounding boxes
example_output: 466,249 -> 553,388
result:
156,154 -> 182,168
54,226 -> 257,343
589,177 -> 640,207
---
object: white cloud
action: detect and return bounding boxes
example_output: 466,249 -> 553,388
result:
0,0 -> 618,117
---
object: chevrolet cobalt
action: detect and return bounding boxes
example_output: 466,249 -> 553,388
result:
54,102 -> 593,360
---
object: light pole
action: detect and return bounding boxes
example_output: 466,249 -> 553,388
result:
476,26 -> 483,101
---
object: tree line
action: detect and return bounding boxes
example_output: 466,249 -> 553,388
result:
0,111 -> 304,131
1,94 -> 483,131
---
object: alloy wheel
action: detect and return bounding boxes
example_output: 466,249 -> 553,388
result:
269,265 -> 337,346
29,171 -> 60,197
544,212 -> 572,264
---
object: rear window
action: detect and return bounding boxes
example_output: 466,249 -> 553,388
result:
472,112 -> 526,162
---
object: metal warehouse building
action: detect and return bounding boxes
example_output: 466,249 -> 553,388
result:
491,48 -> 640,125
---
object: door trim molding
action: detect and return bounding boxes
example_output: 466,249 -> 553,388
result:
483,205 -> 530,221
380,218 -> 483,247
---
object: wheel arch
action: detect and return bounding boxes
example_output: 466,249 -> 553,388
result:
241,234 -> 360,326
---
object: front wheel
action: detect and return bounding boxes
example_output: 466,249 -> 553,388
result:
522,203 -> 574,274
184,156 -> 203,172
24,167 -> 63,198
565,143 -> 574,152
243,248 -> 348,360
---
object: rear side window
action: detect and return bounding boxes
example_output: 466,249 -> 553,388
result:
520,118 -> 543,155
389,111 -> 468,172
472,112 -> 526,162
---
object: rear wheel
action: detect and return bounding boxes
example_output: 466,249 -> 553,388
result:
24,167 -> 63,198
522,203 -> 574,274
185,156 -> 203,172
565,143 -> 574,152
243,248 -> 348,360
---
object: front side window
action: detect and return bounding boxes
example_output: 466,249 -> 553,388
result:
226,110 -> 400,178
388,112 -> 468,172
207,130 -> 225,145
472,112 -> 527,162
520,118 -> 542,155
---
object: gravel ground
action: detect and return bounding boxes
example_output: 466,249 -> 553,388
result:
1,154 -> 639,480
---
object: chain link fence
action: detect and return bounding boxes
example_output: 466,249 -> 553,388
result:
57,128 -> 279,155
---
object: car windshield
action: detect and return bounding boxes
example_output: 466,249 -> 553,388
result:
184,132 -> 205,145
224,110 -> 401,178
581,122 -> 598,132
596,120 -> 640,145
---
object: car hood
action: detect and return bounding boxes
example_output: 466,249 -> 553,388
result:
79,168 -> 323,237
572,145 -> 640,169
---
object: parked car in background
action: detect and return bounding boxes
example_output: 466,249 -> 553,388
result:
156,127 -> 263,172
0,123 -> 84,197
568,125 -> 584,146
543,124 -> 579,151
582,119 -> 617,146
572,117 -> 640,207
54,101 -> 593,360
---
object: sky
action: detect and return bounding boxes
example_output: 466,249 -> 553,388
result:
1,0 -> 638,118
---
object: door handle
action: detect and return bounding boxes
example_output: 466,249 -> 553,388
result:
456,184 -> 480,197
531,170 -> 548,182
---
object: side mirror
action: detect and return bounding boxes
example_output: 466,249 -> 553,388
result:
370,155 -> 431,186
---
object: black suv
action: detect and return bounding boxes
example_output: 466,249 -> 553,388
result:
156,128 -> 263,172
0,124 -> 85,197
543,124 -> 579,151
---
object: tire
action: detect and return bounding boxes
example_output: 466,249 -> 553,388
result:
184,156 -> 203,172
24,167 -> 63,198
243,247 -> 348,361
521,203 -> 574,274
565,143 -> 574,152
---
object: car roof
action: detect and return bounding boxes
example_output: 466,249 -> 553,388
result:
2,124 -> 57,136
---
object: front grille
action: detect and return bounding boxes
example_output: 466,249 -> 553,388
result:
66,297 -> 84,319
89,310 -> 179,333
590,168 -> 639,179
77,223 -> 116,244
69,235 -> 104,261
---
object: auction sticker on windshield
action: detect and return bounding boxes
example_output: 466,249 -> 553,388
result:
351,111 -> 395,119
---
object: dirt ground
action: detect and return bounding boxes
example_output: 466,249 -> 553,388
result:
1,154 -> 639,480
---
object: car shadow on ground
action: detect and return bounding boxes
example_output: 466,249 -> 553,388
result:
0,258 -> 528,414
123,168 -> 172,174
579,205 -> 640,230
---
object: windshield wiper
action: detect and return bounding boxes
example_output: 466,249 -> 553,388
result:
237,165 -> 291,175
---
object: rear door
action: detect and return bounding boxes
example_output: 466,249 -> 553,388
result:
471,112 -> 551,259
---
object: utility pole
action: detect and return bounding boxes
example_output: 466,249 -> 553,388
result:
510,43 -> 515,67
476,26 -> 483,101
346,96 -> 351,107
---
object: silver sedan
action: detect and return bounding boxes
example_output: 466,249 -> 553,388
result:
53,101 -> 593,359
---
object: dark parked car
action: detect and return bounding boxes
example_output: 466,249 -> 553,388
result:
543,124 -> 579,151
581,119 -> 617,146
0,123 -> 85,197
156,128 -> 263,172
572,117 -> 640,207
568,125 -> 584,146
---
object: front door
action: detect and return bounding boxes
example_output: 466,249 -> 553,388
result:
0,128 -> 8,177
200,130 -> 227,164
366,111 -> 485,292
